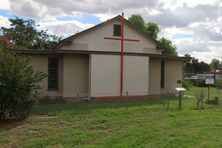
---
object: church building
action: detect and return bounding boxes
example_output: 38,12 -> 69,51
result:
16,14 -> 186,101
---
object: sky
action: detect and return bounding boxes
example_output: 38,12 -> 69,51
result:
0,0 -> 222,63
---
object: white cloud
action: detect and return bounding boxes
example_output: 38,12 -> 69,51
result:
0,0 -> 10,10
173,37 -> 222,63
0,15 -> 10,28
8,0 -> 159,20
159,0 -> 220,10
37,20 -> 94,37
191,48 -> 222,63
9,0 -> 62,20
159,27 -> 193,39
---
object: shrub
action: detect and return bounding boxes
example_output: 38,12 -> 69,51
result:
206,97 -> 219,105
0,48 -> 46,119
190,79 -> 206,87
215,80 -> 222,89
182,79 -> 192,90
194,89 -> 205,110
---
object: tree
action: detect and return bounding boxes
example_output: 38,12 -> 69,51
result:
0,35 -> 13,49
210,58 -> 222,71
128,14 -> 177,55
159,37 -> 177,56
183,54 -> 194,73
146,22 -> 160,39
128,14 -> 146,31
128,14 -> 160,39
183,54 -> 210,73
0,17 -> 60,50
199,61 -> 211,73
0,46 -> 46,119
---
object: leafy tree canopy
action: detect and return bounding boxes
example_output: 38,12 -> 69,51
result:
0,17 -> 61,50
210,58 -> 222,71
128,14 -> 160,39
183,54 -> 211,73
128,14 -> 146,31
159,37 -> 177,56
128,14 -> 177,55
146,22 -> 160,39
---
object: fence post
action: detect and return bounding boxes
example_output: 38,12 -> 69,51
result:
167,91 -> 170,111
201,89 -> 204,109
76,93 -> 80,114
178,92 -> 182,110
126,91 -> 128,111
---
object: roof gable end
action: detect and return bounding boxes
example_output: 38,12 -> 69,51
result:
55,15 -> 165,52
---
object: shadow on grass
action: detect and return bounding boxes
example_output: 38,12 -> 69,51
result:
0,118 -> 24,129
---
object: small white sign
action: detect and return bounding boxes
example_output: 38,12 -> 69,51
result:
205,74 -> 214,85
175,87 -> 186,92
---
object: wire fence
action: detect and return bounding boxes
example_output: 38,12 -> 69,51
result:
67,90 -> 188,113
61,90 -> 176,98
37,87 -> 222,114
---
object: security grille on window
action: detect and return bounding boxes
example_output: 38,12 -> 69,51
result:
113,24 -> 121,36
48,57 -> 59,90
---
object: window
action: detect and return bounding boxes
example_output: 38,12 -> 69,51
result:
161,61 -> 165,88
113,24 -> 121,36
48,57 -> 59,90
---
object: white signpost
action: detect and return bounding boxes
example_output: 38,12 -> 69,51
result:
175,87 -> 186,110
205,74 -> 214,99
205,74 -> 214,85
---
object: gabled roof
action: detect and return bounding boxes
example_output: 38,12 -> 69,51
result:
54,15 -> 165,50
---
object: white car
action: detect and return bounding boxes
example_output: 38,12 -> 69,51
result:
191,76 -> 198,79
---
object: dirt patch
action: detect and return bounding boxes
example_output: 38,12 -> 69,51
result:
94,127 -> 112,135
27,114 -> 57,121
0,119 -> 24,129
0,115 -> 57,129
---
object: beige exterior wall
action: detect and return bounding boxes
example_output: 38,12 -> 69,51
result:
63,54 -> 89,98
149,58 -> 183,95
28,54 -> 63,97
90,54 -> 120,96
27,53 -> 183,99
149,59 -> 161,95
62,20 -> 161,54
27,54 -> 89,98
123,56 -> 149,95
162,60 -> 183,94
90,54 -> 149,97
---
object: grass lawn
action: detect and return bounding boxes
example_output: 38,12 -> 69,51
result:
1,86 -> 222,147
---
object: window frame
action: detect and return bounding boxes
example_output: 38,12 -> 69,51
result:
48,56 -> 59,91
161,60 -> 165,89
113,24 -> 121,37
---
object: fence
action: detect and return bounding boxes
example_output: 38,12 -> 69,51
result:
70,90 -> 186,113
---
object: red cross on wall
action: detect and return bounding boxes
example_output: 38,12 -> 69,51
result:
104,12 -> 140,96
